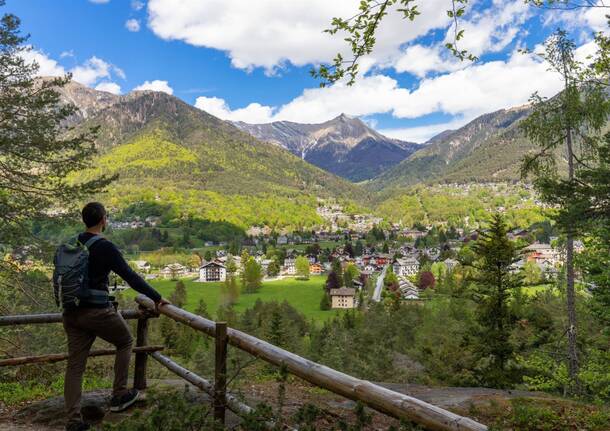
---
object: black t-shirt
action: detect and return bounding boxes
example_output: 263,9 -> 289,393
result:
77,232 -> 162,307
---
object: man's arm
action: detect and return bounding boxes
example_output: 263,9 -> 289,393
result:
107,243 -> 162,303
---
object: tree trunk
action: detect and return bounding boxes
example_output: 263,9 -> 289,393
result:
565,125 -> 580,394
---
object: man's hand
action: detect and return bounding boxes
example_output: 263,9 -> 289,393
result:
155,298 -> 171,313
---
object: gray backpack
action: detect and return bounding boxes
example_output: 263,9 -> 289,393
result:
52,235 -> 109,310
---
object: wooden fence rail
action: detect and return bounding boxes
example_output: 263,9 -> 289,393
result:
0,346 -> 163,367
135,295 -> 488,431
1,300 -> 488,431
0,309 -> 144,326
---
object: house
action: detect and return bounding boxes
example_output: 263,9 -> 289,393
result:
508,228 -> 529,241
443,258 -> 459,271
260,259 -> 274,275
398,278 -> 419,300
524,242 -> 562,266
133,260 -> 151,273
198,261 -> 227,282
393,257 -> 419,277
330,287 -> 356,309
160,263 -> 188,279
283,256 -> 296,275
309,263 -> 324,275
402,229 -> 426,239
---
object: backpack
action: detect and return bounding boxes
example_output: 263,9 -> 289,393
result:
52,235 -> 109,310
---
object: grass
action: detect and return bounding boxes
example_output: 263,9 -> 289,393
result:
0,374 -> 111,407
122,275 -> 340,322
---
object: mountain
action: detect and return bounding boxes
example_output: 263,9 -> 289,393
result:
60,81 -> 367,230
369,105 -> 534,191
55,80 -> 121,125
233,114 -> 421,182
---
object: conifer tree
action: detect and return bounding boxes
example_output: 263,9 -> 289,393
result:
169,280 -> 187,308
325,259 -> 343,292
0,2 -> 112,247
469,214 -> 522,388
267,308 -> 286,348
521,30 -> 610,392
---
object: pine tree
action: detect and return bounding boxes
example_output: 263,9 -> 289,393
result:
0,3 -> 112,247
170,280 -> 187,308
469,214 -> 522,388
267,308 -> 286,348
521,30 -> 610,393
320,293 -> 331,310
194,299 -> 210,319
325,259 -> 343,292
267,258 -> 280,277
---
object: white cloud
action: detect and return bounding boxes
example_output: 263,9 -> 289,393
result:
71,56 -> 113,86
379,119 -> 468,143
581,4 -> 608,32
393,45 -> 463,78
20,47 -> 66,76
133,79 -> 174,94
447,0 -> 531,57
195,97 -> 275,123
131,0 -> 145,10
147,0 -> 451,73
125,19 -> 141,32
95,81 -> 122,95
195,46 -> 568,128
21,48 -> 126,91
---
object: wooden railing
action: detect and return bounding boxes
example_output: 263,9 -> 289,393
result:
0,298 -> 488,431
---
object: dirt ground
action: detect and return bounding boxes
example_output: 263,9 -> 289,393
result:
0,379 -> 558,430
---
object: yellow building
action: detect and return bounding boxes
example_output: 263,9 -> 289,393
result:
330,287 -> 356,309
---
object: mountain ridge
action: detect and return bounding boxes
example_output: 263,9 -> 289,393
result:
233,114 -> 421,182
368,105 -> 534,190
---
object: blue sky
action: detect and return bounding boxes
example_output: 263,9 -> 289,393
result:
9,0 -> 606,142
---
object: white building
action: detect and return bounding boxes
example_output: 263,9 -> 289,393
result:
133,260 -> 151,273
283,256 -> 296,275
399,278 -> 419,300
330,287 -> 356,309
198,261 -> 227,282
160,263 -> 188,279
393,257 -> 420,277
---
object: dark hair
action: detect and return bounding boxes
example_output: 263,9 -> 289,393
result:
82,202 -> 106,228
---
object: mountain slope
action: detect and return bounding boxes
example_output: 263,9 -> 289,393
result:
369,105 -> 533,190
234,114 -> 421,182
64,83 -> 368,229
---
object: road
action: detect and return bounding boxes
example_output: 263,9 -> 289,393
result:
372,265 -> 388,302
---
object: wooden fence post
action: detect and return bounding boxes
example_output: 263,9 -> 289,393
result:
214,321 -> 228,424
133,314 -> 149,390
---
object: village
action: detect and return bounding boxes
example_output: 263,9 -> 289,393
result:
122,220 -> 577,311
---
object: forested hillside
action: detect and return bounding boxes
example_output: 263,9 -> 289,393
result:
66,86 -> 368,230
369,106 -> 534,189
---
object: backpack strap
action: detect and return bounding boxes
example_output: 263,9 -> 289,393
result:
84,235 -> 103,249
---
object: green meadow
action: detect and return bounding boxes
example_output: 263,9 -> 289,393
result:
121,275 -> 339,322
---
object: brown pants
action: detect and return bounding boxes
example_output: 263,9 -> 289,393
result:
62,307 -> 133,424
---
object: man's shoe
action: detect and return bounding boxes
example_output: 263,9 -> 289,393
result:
110,388 -> 140,412
65,421 -> 90,431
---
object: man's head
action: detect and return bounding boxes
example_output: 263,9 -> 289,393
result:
82,202 -> 107,231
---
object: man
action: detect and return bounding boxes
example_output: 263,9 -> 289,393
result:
63,202 -> 169,431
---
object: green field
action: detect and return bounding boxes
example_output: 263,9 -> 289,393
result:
122,275 -> 339,322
